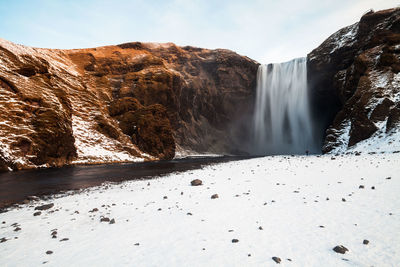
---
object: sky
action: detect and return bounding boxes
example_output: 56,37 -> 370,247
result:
0,0 -> 399,63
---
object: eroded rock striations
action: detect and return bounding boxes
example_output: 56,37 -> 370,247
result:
308,8 -> 400,153
0,39 -> 258,170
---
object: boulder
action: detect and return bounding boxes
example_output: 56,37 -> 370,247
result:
34,203 -> 54,211
272,257 -> 281,264
191,179 -> 203,186
333,245 -> 349,254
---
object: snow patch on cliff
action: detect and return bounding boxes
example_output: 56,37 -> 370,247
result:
0,38 -> 79,76
71,116 -> 143,164
324,120 -> 351,154
347,122 -> 400,153
330,23 -> 358,54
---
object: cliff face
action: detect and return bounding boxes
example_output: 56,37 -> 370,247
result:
308,8 -> 400,153
0,40 -> 258,170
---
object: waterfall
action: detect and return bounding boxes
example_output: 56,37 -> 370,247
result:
252,57 -> 316,155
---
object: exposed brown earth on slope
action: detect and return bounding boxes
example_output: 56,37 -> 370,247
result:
0,39 -> 258,170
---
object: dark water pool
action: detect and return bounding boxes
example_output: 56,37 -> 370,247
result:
0,156 -> 253,209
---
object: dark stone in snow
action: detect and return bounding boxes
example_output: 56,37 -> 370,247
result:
33,211 -> 41,216
187,212 -> 192,216
191,179 -> 202,186
46,250 -> 53,255
60,238 -> 69,242
100,217 -> 110,222
14,227 -> 21,232
232,239 -> 239,243
35,203 -> 54,211
110,218 -> 115,224
0,237 -> 7,243
163,196 -> 168,199
134,243 -> 140,246
342,198 -> 346,202
272,257 -> 281,264
363,239 -> 369,245
371,186 -> 375,190
359,185 -> 364,189
333,245 -> 349,254
258,226 -> 263,230
211,194 -> 219,199
89,208 -> 98,213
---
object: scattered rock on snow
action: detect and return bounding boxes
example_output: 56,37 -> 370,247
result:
363,239 -> 369,245
211,194 -> 219,199
14,227 -> 21,232
100,217 -> 110,222
272,257 -> 281,264
60,238 -> 69,242
110,218 -> 115,224
33,211 -> 41,216
191,179 -> 203,186
46,251 -> 53,255
0,237 -> 7,243
359,185 -> 365,189
35,203 -> 54,211
231,239 -> 239,243
51,231 -> 57,238
333,245 -> 349,254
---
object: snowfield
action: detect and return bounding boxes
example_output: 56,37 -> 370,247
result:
0,153 -> 399,266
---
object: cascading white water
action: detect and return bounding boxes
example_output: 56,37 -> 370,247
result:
252,57 -> 316,155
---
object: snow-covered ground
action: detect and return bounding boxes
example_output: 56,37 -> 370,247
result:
0,153 -> 399,266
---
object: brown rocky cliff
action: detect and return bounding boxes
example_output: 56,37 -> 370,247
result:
308,7 -> 400,153
0,39 -> 258,170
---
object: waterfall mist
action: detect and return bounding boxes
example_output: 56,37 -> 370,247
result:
251,58 -> 318,155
